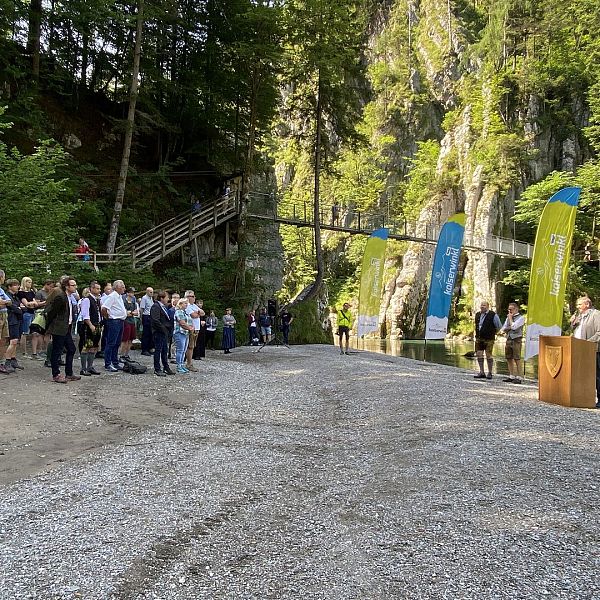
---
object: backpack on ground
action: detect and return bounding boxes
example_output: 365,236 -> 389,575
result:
122,358 -> 147,374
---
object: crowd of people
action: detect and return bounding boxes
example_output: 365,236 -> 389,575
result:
0,271 -> 246,383
6,265 -> 597,406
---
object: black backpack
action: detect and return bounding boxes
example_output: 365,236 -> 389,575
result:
122,359 -> 147,374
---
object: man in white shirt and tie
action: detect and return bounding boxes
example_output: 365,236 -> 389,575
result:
101,280 -> 128,372
570,295 -> 600,408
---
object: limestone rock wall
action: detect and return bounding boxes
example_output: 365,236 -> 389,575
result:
375,0 -> 589,338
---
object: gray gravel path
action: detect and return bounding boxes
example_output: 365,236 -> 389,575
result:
1,345 -> 599,599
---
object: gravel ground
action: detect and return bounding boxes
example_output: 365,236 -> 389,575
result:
1,345 -> 599,599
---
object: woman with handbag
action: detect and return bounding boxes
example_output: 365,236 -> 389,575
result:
31,279 -> 55,360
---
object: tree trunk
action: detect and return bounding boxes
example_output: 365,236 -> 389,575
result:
80,30 -> 90,90
304,70 -> 324,300
27,0 -> 42,81
106,0 -> 144,255
234,66 -> 261,293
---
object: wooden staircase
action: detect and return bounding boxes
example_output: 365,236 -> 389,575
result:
117,195 -> 239,269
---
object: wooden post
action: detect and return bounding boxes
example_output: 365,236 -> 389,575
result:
225,221 -> 230,258
193,237 -> 201,275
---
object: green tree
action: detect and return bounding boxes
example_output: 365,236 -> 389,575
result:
0,114 -> 78,274
280,0 -> 366,298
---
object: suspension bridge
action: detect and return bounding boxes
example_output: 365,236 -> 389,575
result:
246,193 -> 535,260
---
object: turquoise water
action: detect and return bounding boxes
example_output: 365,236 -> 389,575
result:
348,338 -> 539,379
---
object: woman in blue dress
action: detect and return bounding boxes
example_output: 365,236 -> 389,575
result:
221,308 -> 236,354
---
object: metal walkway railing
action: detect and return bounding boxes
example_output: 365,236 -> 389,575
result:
247,198 -> 534,259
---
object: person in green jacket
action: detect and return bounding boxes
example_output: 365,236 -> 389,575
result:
337,302 -> 353,355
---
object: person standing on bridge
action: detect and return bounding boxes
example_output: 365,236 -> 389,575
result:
473,301 -> 501,380
331,201 -> 340,226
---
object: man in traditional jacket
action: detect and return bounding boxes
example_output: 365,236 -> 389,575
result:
473,301 -> 502,379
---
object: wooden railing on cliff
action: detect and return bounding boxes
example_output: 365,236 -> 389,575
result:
247,196 -> 535,259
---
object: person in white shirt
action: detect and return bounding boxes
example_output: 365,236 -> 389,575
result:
101,280 -> 127,372
501,302 -> 525,384
570,295 -> 600,408
97,282 -> 114,358
184,290 -> 203,372
139,287 -> 154,356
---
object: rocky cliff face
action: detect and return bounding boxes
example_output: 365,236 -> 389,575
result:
374,0 -> 589,338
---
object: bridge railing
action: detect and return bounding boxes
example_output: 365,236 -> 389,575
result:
487,236 -> 532,259
250,198 -> 535,259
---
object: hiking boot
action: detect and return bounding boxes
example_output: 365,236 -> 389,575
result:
155,370 -> 166,377
80,370 -> 92,376
473,373 -> 486,379
65,375 -> 81,381
88,367 -> 101,375
53,375 -> 67,383
10,359 -> 24,370
486,373 -> 493,379
164,368 -> 176,375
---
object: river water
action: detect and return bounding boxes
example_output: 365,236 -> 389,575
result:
347,338 -> 539,379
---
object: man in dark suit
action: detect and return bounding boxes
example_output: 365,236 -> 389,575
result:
570,295 -> 600,408
150,291 -> 175,377
45,277 -> 81,383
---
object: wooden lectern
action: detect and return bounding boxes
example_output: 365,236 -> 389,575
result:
538,335 -> 597,408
